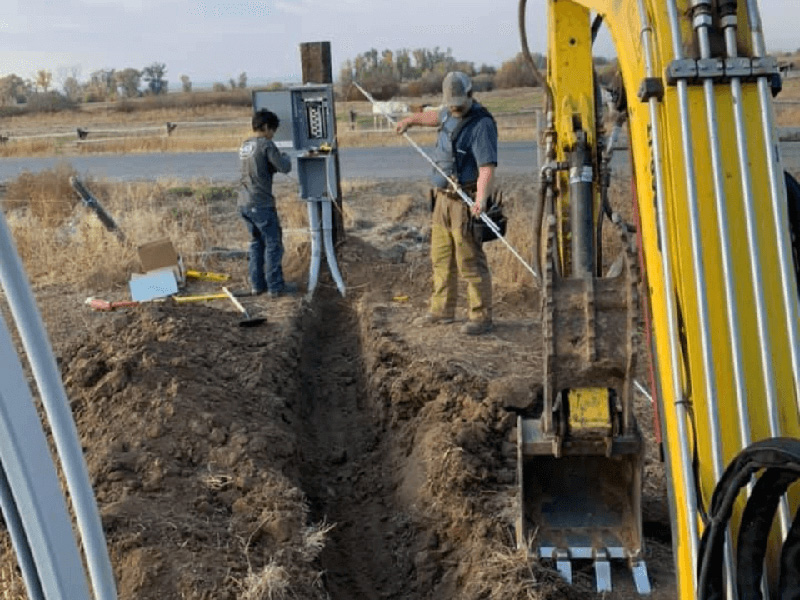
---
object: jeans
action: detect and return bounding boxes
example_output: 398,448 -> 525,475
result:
240,204 -> 285,293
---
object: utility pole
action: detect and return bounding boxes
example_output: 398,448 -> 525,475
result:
300,41 -> 345,245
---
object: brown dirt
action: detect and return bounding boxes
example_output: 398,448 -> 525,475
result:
0,174 -> 676,599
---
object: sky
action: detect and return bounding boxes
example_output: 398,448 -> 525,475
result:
1,0 -> 799,87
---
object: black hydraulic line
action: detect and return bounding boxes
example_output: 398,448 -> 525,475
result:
697,438 -> 800,600
784,171 -> 800,294
780,509 -> 800,600
736,468 -> 797,599
591,14 -> 603,44
518,0 -> 553,108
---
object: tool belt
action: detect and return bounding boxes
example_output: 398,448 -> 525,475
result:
435,182 -> 477,200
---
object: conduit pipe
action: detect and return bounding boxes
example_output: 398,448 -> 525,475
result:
745,0 -> 800,421
724,3 -> 791,539
0,207 -> 117,600
636,0 -> 700,573
307,201 -> 323,298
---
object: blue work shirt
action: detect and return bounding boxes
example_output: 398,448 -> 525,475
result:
430,102 -> 498,189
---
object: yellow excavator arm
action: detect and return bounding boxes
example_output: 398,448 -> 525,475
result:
520,0 -> 800,597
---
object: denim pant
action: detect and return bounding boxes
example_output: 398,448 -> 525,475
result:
240,204 -> 285,293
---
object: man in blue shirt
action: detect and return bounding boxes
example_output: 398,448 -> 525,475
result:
237,109 -> 295,297
396,71 -> 498,335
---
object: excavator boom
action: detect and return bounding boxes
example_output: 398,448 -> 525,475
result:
518,0 -> 800,596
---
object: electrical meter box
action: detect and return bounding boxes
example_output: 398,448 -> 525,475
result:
252,86 -> 335,151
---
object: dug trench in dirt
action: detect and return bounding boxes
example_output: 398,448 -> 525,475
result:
0,174 -> 674,598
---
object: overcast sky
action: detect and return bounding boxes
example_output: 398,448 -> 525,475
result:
1,0 -> 798,86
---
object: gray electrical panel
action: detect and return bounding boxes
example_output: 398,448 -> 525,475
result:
252,85 -> 335,151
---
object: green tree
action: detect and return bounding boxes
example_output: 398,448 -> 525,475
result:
142,62 -> 168,95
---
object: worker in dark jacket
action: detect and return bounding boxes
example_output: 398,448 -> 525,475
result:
396,71 -> 497,335
238,109 -> 295,297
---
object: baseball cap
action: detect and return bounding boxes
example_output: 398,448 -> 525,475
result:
442,71 -> 472,108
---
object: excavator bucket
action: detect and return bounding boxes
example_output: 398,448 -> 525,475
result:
516,218 -> 650,594
517,428 -> 648,593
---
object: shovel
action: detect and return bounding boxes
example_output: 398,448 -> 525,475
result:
222,287 -> 266,327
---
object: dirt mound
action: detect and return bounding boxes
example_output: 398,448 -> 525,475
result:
0,174 -> 674,598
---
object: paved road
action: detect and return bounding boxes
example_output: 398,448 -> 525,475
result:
0,140 -> 798,183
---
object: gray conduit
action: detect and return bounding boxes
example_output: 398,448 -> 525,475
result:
307,200 -> 322,298
0,210 -> 117,600
727,3 -> 791,539
0,450 -> 45,600
666,2 -> 736,595
321,200 -> 346,296
693,3 -> 752,464
745,0 -> 800,424
636,0 -> 700,573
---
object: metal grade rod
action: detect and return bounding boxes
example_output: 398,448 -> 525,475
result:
724,10 -> 791,539
0,208 -> 118,600
746,0 -> 800,422
637,0 -> 699,572
352,81 -> 540,283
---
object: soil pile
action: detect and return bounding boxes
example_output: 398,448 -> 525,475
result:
0,174 -> 674,598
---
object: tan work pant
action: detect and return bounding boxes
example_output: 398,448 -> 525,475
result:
429,190 -> 492,322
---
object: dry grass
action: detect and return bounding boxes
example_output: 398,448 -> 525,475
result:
1,167 -> 245,288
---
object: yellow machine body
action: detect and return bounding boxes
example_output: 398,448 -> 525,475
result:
526,0 -> 800,596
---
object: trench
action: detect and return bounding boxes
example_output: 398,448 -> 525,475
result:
296,290 -> 415,600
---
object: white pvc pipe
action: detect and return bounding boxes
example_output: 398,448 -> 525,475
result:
0,208 -> 117,600
307,201 -> 322,298
321,200 -> 346,296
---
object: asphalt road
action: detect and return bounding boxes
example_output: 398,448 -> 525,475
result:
1,140 -> 799,183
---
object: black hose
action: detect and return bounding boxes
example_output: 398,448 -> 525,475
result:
780,510 -> 800,600
736,468 -> 797,598
697,437 -> 800,600
518,0 -> 553,110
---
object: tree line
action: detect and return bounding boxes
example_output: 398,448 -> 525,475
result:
339,46 -> 614,100
0,48 -> 617,112
0,63 -> 254,109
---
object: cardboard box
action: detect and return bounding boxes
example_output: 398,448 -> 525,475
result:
129,268 -> 179,302
137,238 -> 185,285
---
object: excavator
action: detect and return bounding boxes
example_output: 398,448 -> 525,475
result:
516,0 -> 800,597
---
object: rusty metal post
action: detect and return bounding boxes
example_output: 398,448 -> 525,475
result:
300,41 -> 344,245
